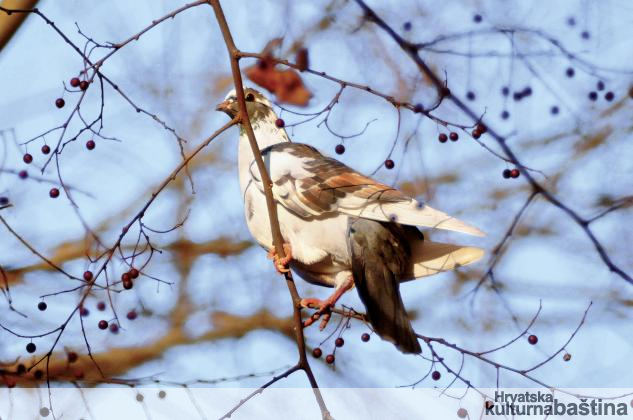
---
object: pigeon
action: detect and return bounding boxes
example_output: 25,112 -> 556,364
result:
217,87 -> 485,354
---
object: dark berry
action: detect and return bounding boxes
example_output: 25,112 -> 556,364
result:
512,92 -> 522,101
122,279 -> 133,290
629,86 -> 633,99
441,86 -> 451,97
449,132 -> 458,141
501,86 -> 509,96
403,21 -> 412,31
604,91 -> 614,101
312,347 -> 322,358
596,81 -> 605,91
158,390 -> 167,399
528,334 -> 538,345
438,133 -> 448,143
67,351 -> 78,363
431,371 -> 441,381
476,123 -> 487,133
325,354 -> 335,364
510,168 -> 520,178
522,86 -> 532,97
55,98 -> 65,108
109,323 -> 119,334
473,14 -> 482,23
34,370 -> 43,380
96,301 -> 106,311
0,197 -> 8,206
41,145 -> 51,155
563,353 -> 571,362
502,169 -> 512,179
38,301 -> 47,311
565,68 -> 575,78
80,306 -> 89,317
49,188 -> 60,198
86,140 -> 96,150
384,159 -> 395,169
361,333 -> 370,342
16,364 -> 26,374
472,129 -> 481,139
121,272 -> 131,282
79,80 -> 89,91
70,77 -> 80,88
275,118 -> 285,128
136,394 -> 144,402
129,268 -> 140,279
26,342 -> 36,353
466,91 -> 476,101
500,110 -> 510,119
335,144 -> 345,155
23,153 -> 33,164
550,106 -> 559,115
566,17 -> 576,26
40,407 -> 49,417
18,170 -> 28,179
126,310 -> 138,320
457,408 -> 468,418
581,31 -> 590,40
335,337 -> 345,347
413,103 -> 424,113
588,91 -> 598,101
83,270 -> 93,282
98,320 -> 108,330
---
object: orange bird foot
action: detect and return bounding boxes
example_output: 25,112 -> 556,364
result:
267,243 -> 292,274
301,276 -> 354,330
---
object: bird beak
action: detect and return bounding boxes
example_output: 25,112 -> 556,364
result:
216,99 -> 236,116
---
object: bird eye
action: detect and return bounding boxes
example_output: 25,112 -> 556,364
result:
245,93 -> 255,102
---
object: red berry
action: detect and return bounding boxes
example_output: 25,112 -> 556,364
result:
472,129 -> 481,139
335,144 -> 345,155
596,81 -> 605,91
413,103 -> 424,113
122,279 -> 133,290
109,323 -> 119,334
384,159 -> 395,169
18,170 -> 28,179
126,310 -> 138,320
67,351 -> 78,363
96,301 -> 106,311
438,133 -> 448,143
98,320 -> 108,330
312,348 -> 322,358
502,169 -> 512,179
476,123 -> 487,133
563,353 -> 571,362
629,86 -> 633,99
528,334 -> 538,345
325,354 -> 335,364
457,408 -> 468,418
79,306 -> 89,317
26,342 -> 36,353
23,153 -> 33,164
33,370 -> 44,380
55,98 -> 65,108
73,368 -> 84,379
5,377 -> 16,388
41,145 -> 51,155
0,197 -> 8,206
566,67 -> 575,78
275,118 -> 285,128
121,272 -> 131,282
604,91 -> 614,101
431,370 -> 441,381
510,168 -> 520,178
79,80 -> 89,91
473,14 -> 482,23
86,140 -> 96,150
588,91 -> 598,101
16,364 -> 26,374
335,337 -> 344,347
361,333 -> 370,342
49,188 -> 60,198
449,132 -> 458,141
83,270 -> 93,281
70,77 -> 80,87
38,301 -> 47,311
129,268 -> 140,279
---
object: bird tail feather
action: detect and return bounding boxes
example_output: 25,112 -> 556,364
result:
402,240 -> 484,281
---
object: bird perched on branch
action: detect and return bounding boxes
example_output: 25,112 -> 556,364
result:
217,88 -> 485,354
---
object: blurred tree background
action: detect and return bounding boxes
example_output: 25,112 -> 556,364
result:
0,0 -> 632,417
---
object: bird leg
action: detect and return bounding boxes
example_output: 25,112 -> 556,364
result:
301,276 -> 354,330
267,243 -> 292,274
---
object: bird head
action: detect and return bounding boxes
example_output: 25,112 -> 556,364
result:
216,87 -> 276,122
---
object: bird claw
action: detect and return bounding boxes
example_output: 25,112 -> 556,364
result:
267,243 -> 292,274
301,298 -> 333,330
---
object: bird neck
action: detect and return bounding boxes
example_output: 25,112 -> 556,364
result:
239,111 -> 290,150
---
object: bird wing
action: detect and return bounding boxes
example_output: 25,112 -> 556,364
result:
253,143 -> 485,236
